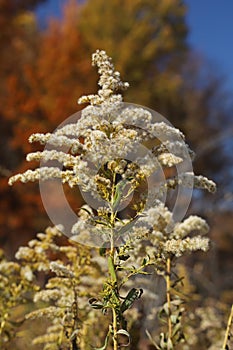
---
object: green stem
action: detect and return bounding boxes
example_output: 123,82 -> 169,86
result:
112,307 -> 118,350
108,252 -> 119,350
108,171 -> 119,349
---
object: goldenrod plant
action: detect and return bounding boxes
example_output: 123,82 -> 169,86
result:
5,50 -> 232,349
0,248 -> 38,347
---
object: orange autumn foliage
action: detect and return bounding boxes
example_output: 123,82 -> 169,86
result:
0,2 -> 94,254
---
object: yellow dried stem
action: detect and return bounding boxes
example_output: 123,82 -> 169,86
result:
222,304 -> 233,350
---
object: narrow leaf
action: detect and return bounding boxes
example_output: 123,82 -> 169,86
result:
99,246 -> 107,256
172,322 -> 181,337
145,329 -> 160,350
89,298 -> 104,309
120,288 -> 143,313
80,207 -> 92,216
70,329 -> 79,341
118,254 -> 130,261
116,329 -> 131,347
167,337 -> 174,350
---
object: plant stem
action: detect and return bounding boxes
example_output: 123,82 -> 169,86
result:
166,257 -> 172,340
222,304 -> 233,350
108,171 -> 119,349
112,306 -> 118,350
108,253 -> 119,350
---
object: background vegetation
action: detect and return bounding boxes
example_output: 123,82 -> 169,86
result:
0,0 -> 232,348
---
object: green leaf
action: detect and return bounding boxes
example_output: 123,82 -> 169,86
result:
172,322 -> 181,337
90,303 -> 104,309
91,216 -> 111,227
108,255 -> 117,282
89,298 -> 104,309
120,288 -> 143,313
112,177 -> 135,211
142,255 -> 150,266
115,215 -> 143,236
142,257 -> 146,266
99,246 -> 107,256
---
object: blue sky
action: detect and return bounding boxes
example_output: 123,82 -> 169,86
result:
185,0 -> 233,92
36,0 -> 233,93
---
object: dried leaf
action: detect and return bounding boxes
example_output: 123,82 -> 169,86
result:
116,329 -> 131,346
167,337 -> 174,350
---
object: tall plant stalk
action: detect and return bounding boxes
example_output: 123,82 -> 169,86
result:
165,256 -> 172,341
108,251 -> 119,350
7,50 -> 218,350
